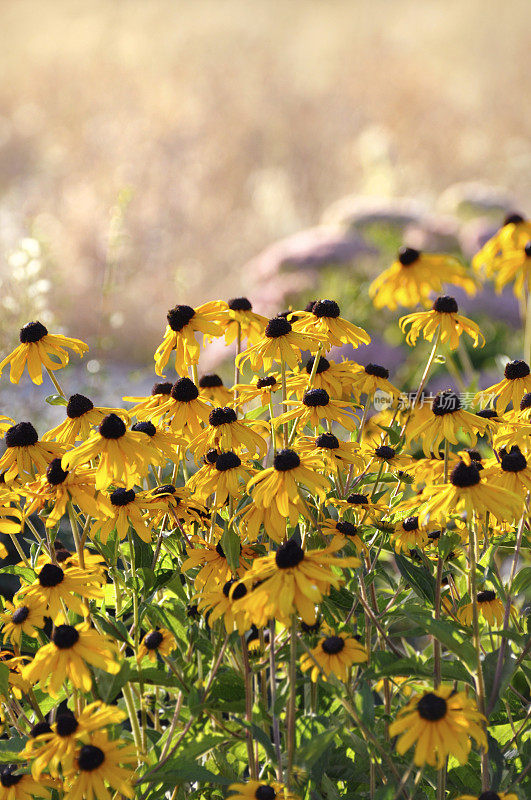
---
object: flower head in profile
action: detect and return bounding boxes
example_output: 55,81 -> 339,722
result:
400,296 -> 485,349
43,394 -> 125,445
407,391 -> 493,457
219,297 -> 268,346
0,321 -> 88,385
198,373 -> 234,405
0,422 -> 63,483
188,450 -> 257,505
181,536 -> 255,589
123,381 -> 173,419
234,374 -> 281,407
195,579 -> 251,634
291,299 -> 371,351
457,589 -> 509,627
17,560 -> 104,622
237,315 -> 321,371
300,630 -> 367,682
247,448 -> 329,518
472,211 -> 531,276
22,459 -> 104,528
296,432 -> 363,474
90,487 -> 168,544
189,406 -> 268,459
348,362 -> 401,402
287,356 -> 355,401
319,518 -> 369,554
276,388 -> 358,433
389,685 -> 486,768
154,301 -> 225,376
476,359 -> 531,414
0,766 -> 54,799
389,515 -> 441,554
154,378 -> 211,439
369,247 -> 476,310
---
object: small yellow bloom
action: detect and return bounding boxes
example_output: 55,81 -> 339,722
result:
400,296 -> 485,349
0,321 -> 88,385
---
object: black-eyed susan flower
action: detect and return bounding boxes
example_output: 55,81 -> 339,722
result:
195,579 -> 250,634
348,363 -> 401,403
62,730 -> 137,800
457,791 -> 518,800
286,356 -> 355,401
0,489 -> 22,536
0,767 -> 53,799
42,394 -> 125,445
400,296 -> 485,350
17,560 -> 104,622
130,420 -> 183,467
0,321 -> 88,385
494,243 -> 531,297
247,448 -> 329,519
198,373 -> 234,405
22,459 -> 105,528
237,315 -> 321,371
388,685 -> 486,768
237,494 -> 308,544
154,301 -> 225,376
291,299 -> 371,351
276,388 -> 358,433
0,651 -> 31,699
189,406 -> 268,458
485,444 -> 531,497
0,422 -> 63,483
228,779 -> 299,800
61,413 -> 150,490
407,391 -> 493,457
477,360 -> 531,414
181,536 -> 254,589
418,457 -> 523,523
138,628 -> 177,663
23,702 -> 125,779
370,247 -> 477,310
234,374 -> 281,407
300,631 -> 367,682
144,482 -> 208,528
219,297 -> 268,346
0,598 -> 45,646
22,622 -> 120,696
234,538 -> 359,626
296,432 -> 363,473
90,487 -> 168,544
390,516 -> 441,554
188,450 -> 256,505
152,378 -> 211,439
457,590 -> 508,627
319,519 -> 368,554
331,492 -> 385,523
123,381 -> 173,419
472,212 -> 531,277
359,442 -> 412,473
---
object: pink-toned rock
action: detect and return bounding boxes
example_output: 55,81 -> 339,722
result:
403,213 -> 460,253
458,217 -> 500,260
321,195 -> 427,231
437,182 -> 517,218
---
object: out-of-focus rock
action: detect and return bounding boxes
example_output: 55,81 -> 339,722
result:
247,225 -> 377,282
321,195 -> 427,231
458,217 -> 500,260
452,284 -> 519,327
437,182 -> 517,219
403,214 -> 460,253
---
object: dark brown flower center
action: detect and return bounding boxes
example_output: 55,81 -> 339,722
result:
254,786 -> 276,800
66,394 -> 94,418
450,461 -> 481,487
504,359 -> 530,380
132,421 -> 156,436
347,493 -> 369,505
99,413 -> 126,439
525,242 -> 531,258
274,449 -> 301,471
152,382 -> 173,395
478,791 -> 501,800
171,377 -> 199,402
275,539 -> 304,569
19,320 -> 48,343
215,451 -> 241,472
374,445 -> 395,460
303,388 -> 329,407
46,458 -> 69,485
312,299 -> 340,318
30,721 -> 52,738
209,407 -> 237,426
56,714 -> 79,737
417,692 -> 447,721
152,484 -> 176,496
39,563 -> 64,587
321,635 -> 345,654
265,316 -> 292,338
315,432 -> 339,449
477,590 -> 496,603
5,421 -> 38,448
500,445 -> 527,472
110,488 -> 136,506
228,297 -> 252,311
398,246 -> 420,266
432,391 -> 461,415
144,630 -> 164,650
520,392 -> 531,410
256,376 -> 277,388
167,305 -> 195,332
11,606 -> 30,625
402,516 -> 419,532
199,374 -> 223,388
336,521 -> 357,537
477,408 -> 497,419
364,363 -> 389,378
305,356 -> 330,375
52,624 -> 80,649
0,769 -> 22,788
78,744 -> 105,771
433,295 -> 458,313
503,212 -> 524,226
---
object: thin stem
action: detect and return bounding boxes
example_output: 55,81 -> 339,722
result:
240,634 -> 257,779
287,615 -> 297,787
468,519 -> 489,790
268,619 -> 283,781
45,366 -> 66,398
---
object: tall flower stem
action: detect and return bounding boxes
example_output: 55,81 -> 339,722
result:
280,360 -> 288,447
400,326 -> 441,438
234,322 -> 242,394
45,366 -> 66,398
287,615 -> 297,787
269,619 -> 283,781
240,634 -> 257,779
468,516 -> 489,790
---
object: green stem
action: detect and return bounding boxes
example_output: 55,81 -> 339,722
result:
287,615 -> 297,787
45,366 -> 66,398
468,518 -> 489,790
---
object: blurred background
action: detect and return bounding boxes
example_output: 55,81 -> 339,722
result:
1,0 -> 530,416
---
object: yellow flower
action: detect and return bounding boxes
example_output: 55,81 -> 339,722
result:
0,422 -> 63,484
400,296 -> 485,349
228,779 -> 299,800
457,791 -> 518,800
286,356 -> 355,401
296,433 -> 364,474
195,579 -> 251,635
198,373 -> 234,405
276,389 -> 358,433
457,590 -> 508,627
0,490 -> 22,537
0,768 -> 54,799
62,730 -> 137,800
61,413 -> 151,490
390,516 -> 441,554
219,297 -> 268,346
247,449 -> 329,518
476,359 -> 531,414
17,560 -> 104,622
153,378 -> 211,439
138,628 -> 177,663
472,211 -> 531,276
90,487 -> 168,544
330,492 -> 385,524
370,247 -> 476,310
407,391 -> 493,457
319,518 -> 369,554
189,406 -> 268,459
154,301 -> 225,376
484,444 -> 531,497
233,538 -> 359,626
129,420 -> 184,467
237,315 -> 321,372
22,459 -> 105,528
22,622 -> 120,696
300,631 -> 367,681
0,598 -> 45,646
188,450 -> 256,505
234,374 -> 281,407
347,362 -> 401,403
237,496 -> 309,544
123,380 -> 173,418
389,685 -> 486,768
291,299 -> 371,351
0,321 -> 88,385
181,537 -> 255,589
358,442 -> 412,473
42,394 -> 125,445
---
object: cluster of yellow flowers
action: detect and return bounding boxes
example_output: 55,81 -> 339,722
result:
0,214 -> 528,800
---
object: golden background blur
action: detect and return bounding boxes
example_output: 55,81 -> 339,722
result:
1,0 -> 530,363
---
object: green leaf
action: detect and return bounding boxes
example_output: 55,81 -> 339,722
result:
406,612 -> 476,667
394,554 -> 436,604
138,761 -> 232,786
94,662 -> 132,703
45,394 -> 67,406
0,737 -> 26,760
220,528 -> 240,571
244,404 -> 268,420
483,648 -> 519,715
0,662 -> 9,696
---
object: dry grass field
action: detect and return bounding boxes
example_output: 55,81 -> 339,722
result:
0,0 -> 530,361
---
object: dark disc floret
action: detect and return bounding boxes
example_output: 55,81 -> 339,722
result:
46,458 -> 69,485
167,304 -> 195,332
525,242 -> 531,258
402,516 -> 419,531
303,388 -> 330,407
450,461 -> 480,487
223,580 -> 247,600
312,299 -> 340,318
305,355 -> 330,375
315,432 -> 339,449
0,768 -> 22,788
256,376 -> 277,389
520,392 -> 531,410
30,721 -> 52,738
151,382 -> 173,396
11,606 -> 30,625
427,530 -> 441,540
477,589 -> 496,603
374,445 -> 395,460
52,624 -> 80,649
347,493 -> 369,505
19,320 -> 48,343
477,408 -> 498,419
5,421 -> 38,448
504,359 -> 530,380
254,786 -> 276,800
417,692 -> 447,721
432,391 -> 461,416
503,212 -> 524,227
300,619 -> 321,633
228,297 -> 252,311
199,374 -> 224,388
38,563 -> 64,587
78,744 -> 105,772
365,363 -> 389,379
66,394 -> 94,419
478,791 -> 501,800
275,538 -> 304,569
398,246 -> 420,266
55,549 -> 73,564
265,316 -> 292,338
152,484 -> 176,496
274,449 -> 301,471
215,451 -> 241,472
433,295 -> 458,314
110,488 -> 135,506
500,445 -> 527,472
98,413 -> 126,439
171,377 -> 199,402
209,407 -> 237,426
321,635 -> 345,655
56,713 -> 79,737
132,421 -> 156,437
205,449 -> 219,464
144,630 -> 164,650
336,521 -> 357,537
